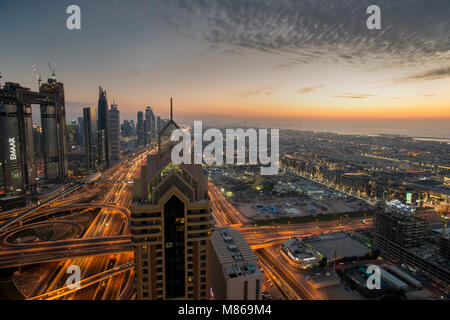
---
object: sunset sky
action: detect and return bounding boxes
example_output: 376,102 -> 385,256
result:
1,0 -> 449,136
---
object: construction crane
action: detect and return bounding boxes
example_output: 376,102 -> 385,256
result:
32,64 -> 42,89
48,62 -> 56,80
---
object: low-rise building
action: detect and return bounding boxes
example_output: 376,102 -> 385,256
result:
209,227 -> 262,300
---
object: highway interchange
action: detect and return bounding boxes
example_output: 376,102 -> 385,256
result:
0,149 -> 371,300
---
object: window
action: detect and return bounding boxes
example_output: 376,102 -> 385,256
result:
244,281 -> 248,300
256,279 -> 260,300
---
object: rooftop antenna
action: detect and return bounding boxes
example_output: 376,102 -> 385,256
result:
0,70 -> 2,88
48,62 -> 56,80
32,64 -> 42,89
170,97 -> 173,121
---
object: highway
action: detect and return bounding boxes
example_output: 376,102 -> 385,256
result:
13,149 -> 150,300
28,261 -> 134,300
209,182 -> 251,227
208,179 -> 372,300
42,150 -> 147,300
5,146 -> 372,300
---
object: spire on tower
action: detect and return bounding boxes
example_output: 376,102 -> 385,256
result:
170,97 -> 173,121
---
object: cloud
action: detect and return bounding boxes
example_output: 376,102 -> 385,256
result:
402,66 -> 450,81
333,93 -> 376,99
235,88 -> 272,97
296,85 -> 325,94
166,0 -> 450,68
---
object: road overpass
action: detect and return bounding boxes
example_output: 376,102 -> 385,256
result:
0,236 -> 132,269
28,261 -> 134,300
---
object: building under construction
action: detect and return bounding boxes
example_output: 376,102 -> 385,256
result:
374,208 -> 449,289
0,79 -> 68,196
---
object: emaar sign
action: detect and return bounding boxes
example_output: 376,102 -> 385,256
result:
8,137 -> 17,161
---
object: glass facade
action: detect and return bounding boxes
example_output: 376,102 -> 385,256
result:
164,195 -> 185,299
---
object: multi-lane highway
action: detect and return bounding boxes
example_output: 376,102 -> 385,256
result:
208,179 -> 372,300
2,149 -> 149,300
4,146 -> 373,300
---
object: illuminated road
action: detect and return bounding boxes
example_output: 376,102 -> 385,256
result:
208,179 -> 372,300
209,182 -> 251,227
0,236 -> 131,268
28,261 -> 134,300
26,149 -> 149,300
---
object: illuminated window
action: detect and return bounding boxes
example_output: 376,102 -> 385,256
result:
165,242 -> 173,248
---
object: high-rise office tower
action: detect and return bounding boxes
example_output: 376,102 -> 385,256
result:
131,99 -> 211,300
40,79 -> 68,183
83,107 -> 98,172
0,83 -> 36,195
209,227 -> 262,300
130,120 -> 136,137
144,106 -> 155,146
121,119 -> 131,137
77,116 -> 84,145
0,79 -> 68,195
156,116 -> 162,134
109,103 -> 121,162
97,86 -> 110,167
137,111 -> 144,146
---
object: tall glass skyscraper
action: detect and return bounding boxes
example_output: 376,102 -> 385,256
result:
97,86 -> 110,167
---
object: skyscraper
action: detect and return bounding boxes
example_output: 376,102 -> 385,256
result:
144,106 -> 155,146
137,111 -> 144,146
97,86 -> 110,167
130,120 -> 136,137
156,116 -> 162,134
131,99 -> 211,300
77,116 -> 84,146
109,103 -> 121,162
0,86 -> 35,195
40,79 -> 68,183
83,107 -> 98,172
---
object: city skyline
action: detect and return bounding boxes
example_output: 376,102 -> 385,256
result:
0,0 -> 449,304
1,0 -> 449,137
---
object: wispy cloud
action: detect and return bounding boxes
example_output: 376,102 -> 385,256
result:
166,0 -> 450,69
235,88 -> 272,97
402,66 -> 450,81
333,93 -> 376,99
296,85 -> 325,94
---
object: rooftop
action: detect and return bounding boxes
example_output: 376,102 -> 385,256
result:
303,231 -> 369,260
